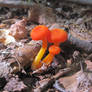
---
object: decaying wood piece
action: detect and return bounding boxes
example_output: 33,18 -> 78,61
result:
0,0 -> 33,8
68,33 -> 92,54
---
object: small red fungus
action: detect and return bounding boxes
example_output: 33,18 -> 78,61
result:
49,45 -> 61,55
30,27 -> 68,70
42,45 -> 61,65
30,25 -> 50,70
42,28 -> 67,66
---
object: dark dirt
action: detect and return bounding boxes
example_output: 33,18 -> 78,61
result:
0,0 -> 92,92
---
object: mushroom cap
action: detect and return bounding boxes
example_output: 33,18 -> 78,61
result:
30,25 -> 50,40
48,29 -> 68,43
49,45 -> 61,55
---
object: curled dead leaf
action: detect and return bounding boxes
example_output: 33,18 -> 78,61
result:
12,40 -> 42,73
58,71 -> 92,92
9,19 -> 28,40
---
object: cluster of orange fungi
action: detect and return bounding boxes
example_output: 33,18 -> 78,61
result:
30,25 -> 68,70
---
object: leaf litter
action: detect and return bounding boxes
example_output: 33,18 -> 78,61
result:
0,0 -> 92,92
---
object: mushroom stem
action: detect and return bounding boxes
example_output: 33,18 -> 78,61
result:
42,53 -> 54,65
32,39 -> 47,70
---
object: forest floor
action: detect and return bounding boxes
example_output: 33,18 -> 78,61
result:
0,0 -> 92,92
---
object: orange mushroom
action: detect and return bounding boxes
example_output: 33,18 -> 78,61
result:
42,45 -> 61,65
30,25 -> 50,70
48,28 -> 68,46
42,28 -> 68,66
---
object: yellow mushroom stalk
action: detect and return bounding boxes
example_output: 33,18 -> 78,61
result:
32,39 -> 47,70
30,25 -> 50,70
42,28 -> 68,66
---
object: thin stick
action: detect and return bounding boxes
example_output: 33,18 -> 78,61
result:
0,0 -> 33,8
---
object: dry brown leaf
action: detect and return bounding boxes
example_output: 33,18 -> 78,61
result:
58,71 -> 92,92
12,40 -> 42,73
9,19 -> 28,40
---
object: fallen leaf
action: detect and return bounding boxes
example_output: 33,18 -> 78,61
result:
58,71 -> 92,92
9,19 -> 28,40
11,40 -> 42,73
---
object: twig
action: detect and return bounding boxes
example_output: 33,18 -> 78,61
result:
0,0 -> 34,8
